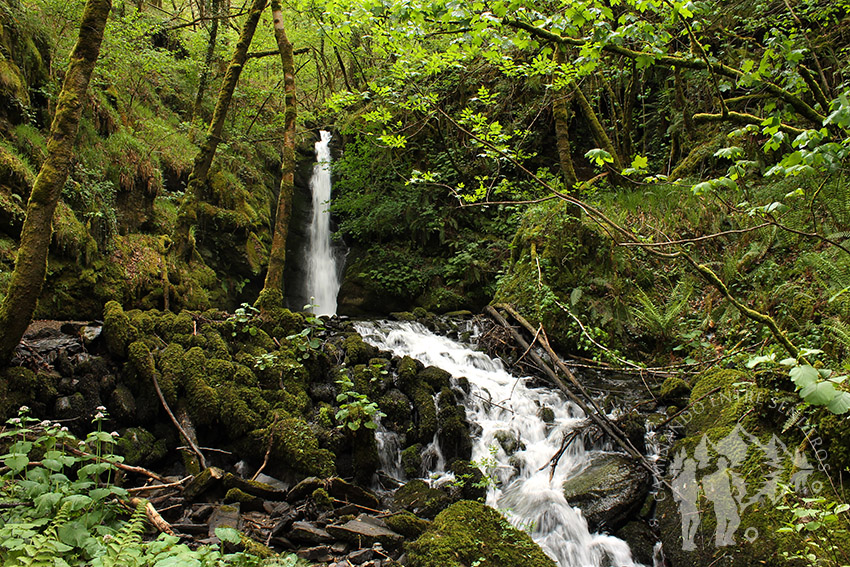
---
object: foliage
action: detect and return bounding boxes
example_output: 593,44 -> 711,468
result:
0,407 -> 299,566
776,483 -> 850,567
334,373 -> 385,431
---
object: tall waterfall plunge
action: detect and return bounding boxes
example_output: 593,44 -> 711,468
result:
304,131 -> 340,316
355,320 -> 647,567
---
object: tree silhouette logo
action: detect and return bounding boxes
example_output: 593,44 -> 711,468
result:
668,424 -> 814,550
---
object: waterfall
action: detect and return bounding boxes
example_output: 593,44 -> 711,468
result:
354,320 -> 645,567
305,130 -> 340,316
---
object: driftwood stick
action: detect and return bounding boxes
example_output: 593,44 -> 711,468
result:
126,476 -> 192,493
148,353 -> 207,469
131,497 -> 175,535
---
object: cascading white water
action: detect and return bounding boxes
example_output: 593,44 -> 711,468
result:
354,320 -> 644,567
305,130 -> 340,316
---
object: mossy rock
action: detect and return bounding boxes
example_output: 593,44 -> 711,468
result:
262,416 -> 336,478
115,427 -> 167,467
417,366 -> 451,391
407,501 -> 557,567
437,388 -> 472,464
410,385 -> 438,444
384,511 -> 430,539
103,301 -> 139,359
342,334 -> 378,365
660,376 -> 691,402
401,443 -> 424,478
392,480 -> 451,520
224,488 -> 264,512
396,355 -> 422,391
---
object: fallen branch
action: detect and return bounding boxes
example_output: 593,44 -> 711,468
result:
149,352 -> 207,469
126,476 -> 192,493
131,497 -> 175,535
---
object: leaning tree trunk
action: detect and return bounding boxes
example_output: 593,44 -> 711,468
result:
174,0 -> 269,260
0,0 -> 111,366
190,0 -> 221,124
262,0 -> 296,293
572,80 -> 623,170
553,47 -> 578,189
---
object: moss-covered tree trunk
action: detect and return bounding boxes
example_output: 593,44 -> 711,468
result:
0,0 -> 111,366
553,48 -> 577,189
174,0 -> 269,260
190,0 -> 220,124
572,80 -> 623,170
262,0 -> 296,293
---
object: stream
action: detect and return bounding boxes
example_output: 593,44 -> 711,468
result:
305,130 -> 340,316
354,320 -> 651,567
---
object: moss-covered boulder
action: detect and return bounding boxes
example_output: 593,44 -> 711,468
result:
392,479 -> 451,520
407,501 -> 557,567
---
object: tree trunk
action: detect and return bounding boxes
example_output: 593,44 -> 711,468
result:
553,48 -> 577,188
190,0 -> 220,124
262,0 -> 296,293
174,0 -> 269,260
572,80 -> 623,170
0,0 -> 111,365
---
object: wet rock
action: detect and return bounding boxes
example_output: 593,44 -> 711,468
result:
391,480 -> 450,520
537,406 -> 555,423
561,453 -> 651,531
253,472 -> 289,492
660,376 -> 691,403
54,393 -> 86,420
615,521 -> 657,566
401,444 -> 423,477
436,388 -> 472,464
327,477 -> 381,509
494,429 -> 524,456
297,545 -> 334,562
348,548 -> 374,564
290,521 -> 334,544
224,488 -> 264,512
208,504 -> 241,537
326,516 -> 403,548
446,460 -> 486,501
223,472 -> 287,501
417,366 -> 451,391
109,383 -> 137,421
287,477 -> 324,502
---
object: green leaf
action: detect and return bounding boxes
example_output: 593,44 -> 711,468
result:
215,526 -> 242,545
4,454 -> 29,474
746,354 -> 775,368
584,148 -> 614,167
827,392 -> 850,414
34,492 -> 62,514
790,365 -> 819,388
630,154 -> 648,169
800,381 -> 837,405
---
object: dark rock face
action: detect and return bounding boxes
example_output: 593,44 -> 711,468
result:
561,453 -> 651,531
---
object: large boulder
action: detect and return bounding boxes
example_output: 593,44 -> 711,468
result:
407,500 -> 557,567
561,453 -> 650,531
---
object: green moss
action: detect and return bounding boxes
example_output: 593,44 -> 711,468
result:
183,346 -> 219,427
343,334 -> 378,365
418,366 -> 451,391
224,488 -> 264,511
219,385 -> 263,438
311,487 -> 334,510
115,427 -> 167,467
384,511 -> 430,539
411,385 -> 438,444
264,416 -> 336,478
660,376 -> 691,401
103,301 -> 139,359
408,501 -> 557,567
402,444 -> 424,478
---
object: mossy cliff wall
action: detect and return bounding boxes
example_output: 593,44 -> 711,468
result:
655,367 -> 850,567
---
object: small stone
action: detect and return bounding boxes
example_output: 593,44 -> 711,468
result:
331,542 -> 348,554
287,477 -> 323,502
223,472 -> 287,500
289,521 -> 334,544
348,548 -> 374,564
207,504 -> 241,537
326,518 -> 403,549
296,545 -> 333,562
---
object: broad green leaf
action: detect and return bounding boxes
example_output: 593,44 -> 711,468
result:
800,380 -> 837,405
4,454 -> 29,474
790,365 -> 819,388
215,526 -> 242,545
827,392 -> 850,414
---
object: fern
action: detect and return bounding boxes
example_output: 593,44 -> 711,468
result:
631,282 -> 692,340
91,501 -> 148,567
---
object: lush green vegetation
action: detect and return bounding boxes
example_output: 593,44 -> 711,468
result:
2,0 -> 850,564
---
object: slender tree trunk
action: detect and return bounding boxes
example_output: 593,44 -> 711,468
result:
553,48 -> 577,188
572,80 -> 623,170
191,0 -> 220,123
174,0 -> 269,260
262,0 -> 296,292
0,0 -> 111,365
